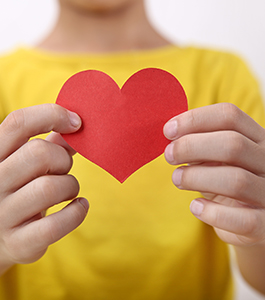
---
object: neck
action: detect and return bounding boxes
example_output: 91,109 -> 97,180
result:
38,1 -> 170,53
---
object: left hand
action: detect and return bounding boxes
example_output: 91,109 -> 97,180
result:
163,103 -> 265,247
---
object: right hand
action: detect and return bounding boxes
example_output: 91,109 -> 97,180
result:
0,104 -> 89,275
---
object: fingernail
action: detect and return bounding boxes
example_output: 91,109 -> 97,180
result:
190,200 -> 204,216
78,198 -> 89,213
164,143 -> 175,163
68,111 -> 81,128
164,120 -> 178,139
172,168 -> 183,187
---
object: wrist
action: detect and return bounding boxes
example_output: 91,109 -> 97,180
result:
234,242 -> 265,295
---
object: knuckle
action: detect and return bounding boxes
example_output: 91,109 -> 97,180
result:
40,104 -> 67,133
220,103 -> 241,128
43,103 -> 59,115
182,136 -> 193,160
240,212 -> 260,236
37,175 -> 79,205
1,109 -> 25,135
173,136 -> 194,164
36,176 -> 57,204
178,109 -> 198,132
27,139 -> 51,164
183,136 -> 195,157
24,139 -> 73,175
224,132 -> 245,162
188,109 -> 197,129
43,104 -> 62,132
1,229 -> 32,264
230,169 -> 249,198
44,216 -> 64,244
64,174 -> 80,197
1,230 -> 12,250
214,209 -> 228,228
47,103 -> 68,128
48,103 -> 63,120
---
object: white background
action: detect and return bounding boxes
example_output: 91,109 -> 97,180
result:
0,1 -> 265,299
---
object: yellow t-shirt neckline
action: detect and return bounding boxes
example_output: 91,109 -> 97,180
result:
15,44 -> 182,63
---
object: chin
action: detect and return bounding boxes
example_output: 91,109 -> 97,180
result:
60,0 -> 140,13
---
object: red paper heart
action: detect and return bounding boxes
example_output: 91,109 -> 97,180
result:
56,68 -> 187,182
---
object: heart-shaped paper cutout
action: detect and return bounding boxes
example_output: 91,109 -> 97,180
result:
56,68 -> 187,182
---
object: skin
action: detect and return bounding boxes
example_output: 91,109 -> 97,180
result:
38,0 -> 169,53
0,104 -> 89,275
164,103 -> 265,294
1,0 -> 265,295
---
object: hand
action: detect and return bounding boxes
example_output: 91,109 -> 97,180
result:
164,103 -> 265,247
0,104 -> 89,275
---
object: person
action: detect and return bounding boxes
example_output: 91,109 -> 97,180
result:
0,0 -> 265,299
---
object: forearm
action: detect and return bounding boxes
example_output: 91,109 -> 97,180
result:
234,243 -> 265,295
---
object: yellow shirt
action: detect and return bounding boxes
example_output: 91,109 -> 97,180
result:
0,45 -> 264,300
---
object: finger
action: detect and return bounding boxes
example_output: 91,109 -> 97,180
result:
164,130 -> 265,175
8,198 -> 89,264
164,103 -> 265,144
172,165 -> 265,207
0,139 -> 73,194
41,197 -> 89,244
190,198 -> 264,243
45,132 -> 77,156
0,174 -> 80,228
0,104 -> 81,161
